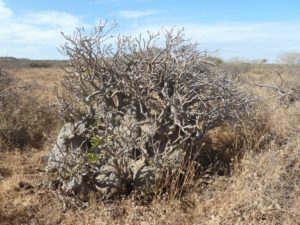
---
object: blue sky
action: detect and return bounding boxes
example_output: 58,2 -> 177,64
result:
0,0 -> 300,62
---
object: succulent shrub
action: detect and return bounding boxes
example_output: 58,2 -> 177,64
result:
51,21 -> 255,200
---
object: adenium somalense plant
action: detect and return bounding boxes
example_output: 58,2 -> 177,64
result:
48,21 -> 255,200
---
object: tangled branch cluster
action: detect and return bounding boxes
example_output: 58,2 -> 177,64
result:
49,22 -> 255,200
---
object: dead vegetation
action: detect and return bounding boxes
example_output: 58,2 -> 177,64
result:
0,68 -> 61,150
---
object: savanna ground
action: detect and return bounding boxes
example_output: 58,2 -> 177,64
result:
0,61 -> 299,225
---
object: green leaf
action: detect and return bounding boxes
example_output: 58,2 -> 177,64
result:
91,135 -> 104,148
86,153 -> 99,163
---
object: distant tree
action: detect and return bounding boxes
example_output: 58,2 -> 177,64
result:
207,56 -> 223,65
261,59 -> 268,64
278,52 -> 300,65
250,59 -> 267,65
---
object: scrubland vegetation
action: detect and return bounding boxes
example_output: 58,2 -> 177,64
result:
0,25 -> 299,225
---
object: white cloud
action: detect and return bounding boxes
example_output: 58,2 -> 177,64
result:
24,11 -> 81,28
0,0 -> 12,21
0,1 -> 82,59
115,9 -> 159,18
129,22 -> 300,61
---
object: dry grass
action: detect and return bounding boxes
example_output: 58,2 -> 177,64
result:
0,64 -> 299,224
0,68 -> 63,150
7,67 -> 65,99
